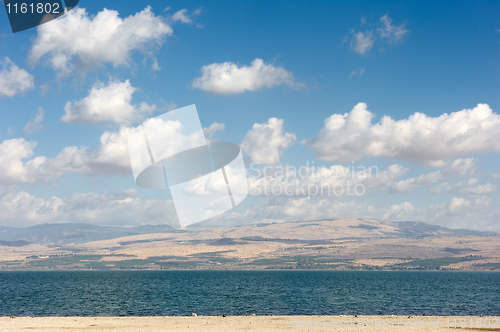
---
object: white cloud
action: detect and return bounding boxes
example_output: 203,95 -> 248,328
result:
203,122 -> 225,141
247,163 -> 406,197
223,194 -> 498,232
241,118 -> 296,165
0,188 -> 177,228
2,184 -> 497,230
0,138 -> 64,185
391,157 -> 477,195
170,8 -> 202,27
389,170 -> 443,193
443,158 -> 476,177
172,9 -> 192,24
23,107 -> 46,135
61,80 -> 155,125
306,103 -> 500,166
0,127 -> 133,185
28,6 -> 173,75
347,14 -> 407,56
378,14 -> 409,44
431,179 -> 498,196
247,156 -> 489,197
382,196 -> 495,230
192,58 -> 301,95
350,30 -> 374,55
0,57 -> 34,97
0,119 -> 226,186
50,126 -> 133,177
261,195 -> 496,231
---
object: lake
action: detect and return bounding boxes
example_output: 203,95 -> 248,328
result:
0,270 -> 498,316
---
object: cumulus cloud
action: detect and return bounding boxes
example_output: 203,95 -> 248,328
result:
172,9 -> 192,24
61,80 -> 155,125
378,14 -> 409,44
2,183 -> 497,230
306,103 -> 500,166
389,170 -> 443,193
443,158 -> 477,177
388,158 -> 478,194
0,138 -> 53,186
0,57 -> 34,97
383,196 -> 495,230
350,30 -> 374,55
28,6 -> 173,75
171,8 -> 202,26
239,194 -> 497,231
431,179 -> 498,196
23,107 -> 46,135
0,127 -> 133,186
347,14 -> 408,56
192,58 -> 301,95
0,118 -> 228,186
241,118 -> 296,165
247,163 -> 406,197
247,155 -> 492,197
218,194 -> 498,232
0,188 -> 177,227
49,126 -> 133,177
203,122 -> 225,141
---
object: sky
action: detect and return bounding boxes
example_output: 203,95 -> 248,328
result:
0,0 -> 499,231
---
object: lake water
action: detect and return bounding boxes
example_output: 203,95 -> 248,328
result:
0,271 -> 498,316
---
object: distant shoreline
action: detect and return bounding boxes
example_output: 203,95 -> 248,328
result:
3,220 -> 499,272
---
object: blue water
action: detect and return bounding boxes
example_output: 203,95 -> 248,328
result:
0,271 -> 498,316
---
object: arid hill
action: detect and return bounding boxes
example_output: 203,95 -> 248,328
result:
1,219 -> 498,271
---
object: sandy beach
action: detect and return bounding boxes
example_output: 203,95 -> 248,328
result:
1,316 -> 499,331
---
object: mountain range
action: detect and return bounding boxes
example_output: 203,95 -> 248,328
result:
0,219 -> 495,246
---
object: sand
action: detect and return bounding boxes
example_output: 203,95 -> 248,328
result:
1,316 -> 499,331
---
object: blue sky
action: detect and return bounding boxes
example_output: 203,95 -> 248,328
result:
0,0 -> 499,230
